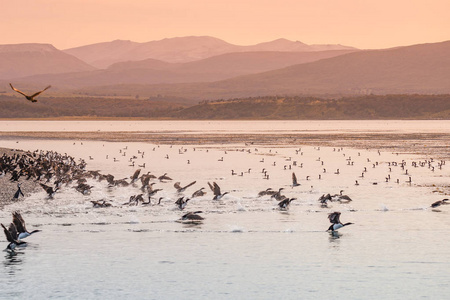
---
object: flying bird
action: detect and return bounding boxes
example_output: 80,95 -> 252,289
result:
10,83 -> 51,102
174,181 -> 196,193
12,211 -> 41,239
208,181 -> 229,200
327,212 -> 353,232
2,222 -> 26,251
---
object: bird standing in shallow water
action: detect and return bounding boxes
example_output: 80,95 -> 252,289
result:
10,83 -> 51,102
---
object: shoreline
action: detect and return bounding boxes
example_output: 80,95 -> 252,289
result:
1,130 -> 449,159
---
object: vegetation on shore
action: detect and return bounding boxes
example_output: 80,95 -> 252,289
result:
1,94 -> 449,120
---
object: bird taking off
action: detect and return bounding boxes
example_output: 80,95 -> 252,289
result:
9,83 -> 51,102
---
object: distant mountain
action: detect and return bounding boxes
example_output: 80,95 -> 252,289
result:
10,50 -> 355,88
74,40 -> 450,100
63,36 -> 356,68
0,44 -> 95,80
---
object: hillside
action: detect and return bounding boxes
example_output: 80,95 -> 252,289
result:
0,44 -> 96,79
63,36 -> 356,68
74,40 -> 450,100
6,50 -> 355,88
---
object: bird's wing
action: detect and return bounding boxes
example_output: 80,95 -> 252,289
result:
207,182 -> 214,192
131,169 -> 141,179
292,172 -> 298,185
12,212 -> 26,233
9,84 -> 28,97
8,223 -> 19,240
213,182 -> 221,195
328,212 -> 338,223
39,183 -> 53,193
29,85 -> 51,98
184,181 -> 196,189
2,223 -> 15,243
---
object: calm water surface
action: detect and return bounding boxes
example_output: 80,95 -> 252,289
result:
0,121 -> 449,299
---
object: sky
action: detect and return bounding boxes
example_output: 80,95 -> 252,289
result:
2,0 -> 449,50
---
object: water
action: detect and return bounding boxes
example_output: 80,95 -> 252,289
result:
1,121 -> 449,299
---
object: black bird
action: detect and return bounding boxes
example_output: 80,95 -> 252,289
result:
180,211 -> 204,221
327,212 -> 353,232
10,83 -> 51,102
335,190 -> 353,202
192,187 -> 206,198
158,173 -> 172,182
431,198 -> 449,208
91,200 -> 112,208
291,172 -> 300,187
174,181 -> 196,193
208,182 -> 229,200
39,183 -> 58,198
270,188 -> 285,201
175,197 -> 190,210
130,169 -> 141,183
13,183 -> 24,200
278,198 -> 296,210
319,193 -> 332,207
12,211 -> 41,239
2,223 -> 26,251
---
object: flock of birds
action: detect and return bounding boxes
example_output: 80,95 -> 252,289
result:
1,137 -> 448,252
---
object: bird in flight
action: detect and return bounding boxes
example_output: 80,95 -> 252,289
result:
9,83 -> 51,102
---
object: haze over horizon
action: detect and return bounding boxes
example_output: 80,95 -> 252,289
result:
3,0 -> 449,50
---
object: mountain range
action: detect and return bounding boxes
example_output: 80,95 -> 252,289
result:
63,36 -> 355,68
1,36 -> 449,102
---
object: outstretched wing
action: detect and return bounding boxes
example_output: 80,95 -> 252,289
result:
183,181 -> 196,189
207,182 -> 214,193
9,83 -> 28,97
39,183 -> 52,194
328,212 -> 341,224
30,85 -> 51,98
2,223 -> 15,243
131,169 -> 141,180
213,182 -> 221,196
12,211 -> 27,233
292,172 -> 298,185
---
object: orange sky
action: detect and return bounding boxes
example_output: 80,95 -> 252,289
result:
3,0 -> 449,50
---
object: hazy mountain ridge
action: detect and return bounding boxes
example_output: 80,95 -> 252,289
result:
75,40 -> 450,100
0,43 -> 95,80
8,50 -> 356,88
63,36 -> 357,68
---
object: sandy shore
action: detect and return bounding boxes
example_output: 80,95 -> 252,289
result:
1,130 -> 448,206
0,148 -> 41,207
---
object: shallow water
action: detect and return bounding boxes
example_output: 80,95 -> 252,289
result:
0,121 -> 449,299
